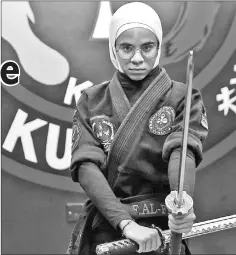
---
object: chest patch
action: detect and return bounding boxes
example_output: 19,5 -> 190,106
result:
149,106 -> 175,135
90,115 -> 115,152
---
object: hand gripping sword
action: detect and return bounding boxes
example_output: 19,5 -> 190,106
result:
165,51 -> 195,255
96,215 -> 236,255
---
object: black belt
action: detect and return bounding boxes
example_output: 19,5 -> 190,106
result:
121,193 -> 169,219
92,193 -> 169,232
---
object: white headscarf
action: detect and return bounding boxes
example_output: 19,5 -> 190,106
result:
109,2 -> 163,73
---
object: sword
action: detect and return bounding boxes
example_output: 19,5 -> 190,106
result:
165,51 -> 195,255
96,214 -> 236,255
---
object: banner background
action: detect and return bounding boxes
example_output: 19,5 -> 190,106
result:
1,1 -> 236,253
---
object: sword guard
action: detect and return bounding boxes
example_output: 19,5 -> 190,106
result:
165,191 -> 193,216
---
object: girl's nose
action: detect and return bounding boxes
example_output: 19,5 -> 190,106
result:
131,50 -> 144,64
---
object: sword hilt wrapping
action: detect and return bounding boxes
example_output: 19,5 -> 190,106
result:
96,225 -> 166,255
96,239 -> 138,255
169,232 -> 182,255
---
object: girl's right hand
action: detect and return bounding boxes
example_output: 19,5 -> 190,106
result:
122,221 -> 161,253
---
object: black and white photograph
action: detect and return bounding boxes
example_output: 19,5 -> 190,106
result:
1,1 -> 236,254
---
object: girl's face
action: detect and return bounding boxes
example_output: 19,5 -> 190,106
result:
115,27 -> 159,81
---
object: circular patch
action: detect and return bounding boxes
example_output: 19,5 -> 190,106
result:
90,115 -> 115,152
149,106 -> 175,135
72,124 -> 82,153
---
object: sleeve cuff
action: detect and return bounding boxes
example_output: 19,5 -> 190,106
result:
111,215 -> 133,230
162,131 -> 202,166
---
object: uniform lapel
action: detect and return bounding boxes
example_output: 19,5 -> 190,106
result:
108,68 -> 172,186
109,71 -> 131,124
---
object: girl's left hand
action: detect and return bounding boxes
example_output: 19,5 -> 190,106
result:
168,207 -> 196,234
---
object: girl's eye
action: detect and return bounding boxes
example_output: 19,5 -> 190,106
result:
142,44 -> 154,51
121,45 -> 133,52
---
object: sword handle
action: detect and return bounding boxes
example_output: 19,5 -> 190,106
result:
96,239 -> 138,255
165,191 -> 193,255
169,232 -> 182,254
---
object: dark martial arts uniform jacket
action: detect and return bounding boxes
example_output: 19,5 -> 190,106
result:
66,67 -> 208,254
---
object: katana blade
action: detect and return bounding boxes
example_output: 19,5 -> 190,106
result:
165,51 -> 195,255
177,50 -> 194,206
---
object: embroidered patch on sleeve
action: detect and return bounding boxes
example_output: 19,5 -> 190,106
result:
72,110 -> 82,153
201,113 -> 208,130
201,105 -> 208,130
90,115 -> 115,152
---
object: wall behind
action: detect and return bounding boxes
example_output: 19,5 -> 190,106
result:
1,1 -> 236,254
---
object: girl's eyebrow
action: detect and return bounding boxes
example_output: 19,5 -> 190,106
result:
117,41 -> 156,47
115,41 -> 132,48
118,42 -> 133,46
141,41 -> 156,45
